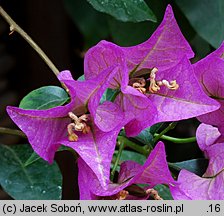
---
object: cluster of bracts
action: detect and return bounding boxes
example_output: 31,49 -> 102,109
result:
7,6 -> 224,199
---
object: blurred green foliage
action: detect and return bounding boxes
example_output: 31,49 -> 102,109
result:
87,0 -> 157,22
64,0 -> 223,60
176,0 -> 224,48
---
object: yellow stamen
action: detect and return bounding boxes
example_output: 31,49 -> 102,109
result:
67,112 -> 90,141
67,123 -> 78,141
130,77 -> 147,94
148,67 -> 179,93
133,85 -> 146,94
82,124 -> 91,134
149,67 -> 161,93
158,79 -> 179,90
146,188 -> 163,200
149,79 -> 160,93
68,112 -> 79,122
68,133 -> 78,142
150,67 -> 158,79
117,190 -> 129,200
79,114 -> 89,122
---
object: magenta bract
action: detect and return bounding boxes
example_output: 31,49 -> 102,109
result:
84,5 -> 219,137
170,123 -> 224,200
194,43 -> 224,130
78,142 -> 175,200
7,69 -> 125,189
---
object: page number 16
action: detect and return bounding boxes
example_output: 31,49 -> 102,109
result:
208,204 -> 221,213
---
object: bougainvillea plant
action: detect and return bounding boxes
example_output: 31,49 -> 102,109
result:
170,123 -> 224,200
0,3 -> 223,200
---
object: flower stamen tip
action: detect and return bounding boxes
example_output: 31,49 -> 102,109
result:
146,188 -> 163,200
160,79 -> 179,90
148,67 -> 179,93
67,112 -> 90,141
68,133 -> 78,142
67,123 -> 78,141
117,190 -> 129,200
129,77 -> 146,94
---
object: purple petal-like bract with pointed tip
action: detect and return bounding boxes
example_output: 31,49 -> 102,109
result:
170,123 -> 224,200
7,68 -> 125,189
121,5 -> 194,72
78,142 -> 175,200
84,5 -> 219,137
6,4 -> 223,198
194,43 -> 224,130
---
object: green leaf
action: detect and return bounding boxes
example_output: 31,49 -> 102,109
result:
58,145 -> 73,152
0,144 -> 62,200
133,127 -> 154,147
64,0 -> 110,48
100,89 -> 109,104
176,0 -> 224,48
149,123 -> 164,135
24,152 -> 41,167
24,145 -> 73,167
77,74 -> 85,81
112,150 -> 145,172
100,88 -> 118,103
119,150 -> 146,165
169,158 -> 209,176
106,89 -> 119,101
109,18 -> 156,46
19,86 -> 69,110
108,0 -> 166,46
153,184 -> 173,200
87,0 -> 156,23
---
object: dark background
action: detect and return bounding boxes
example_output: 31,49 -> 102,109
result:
0,0 -> 83,200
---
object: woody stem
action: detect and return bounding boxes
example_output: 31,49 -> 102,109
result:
0,6 -> 68,90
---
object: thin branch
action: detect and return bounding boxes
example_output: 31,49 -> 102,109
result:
0,127 -> 26,138
110,140 -> 125,181
117,136 -> 149,156
0,6 -> 60,77
154,133 -> 196,144
153,122 -> 177,144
